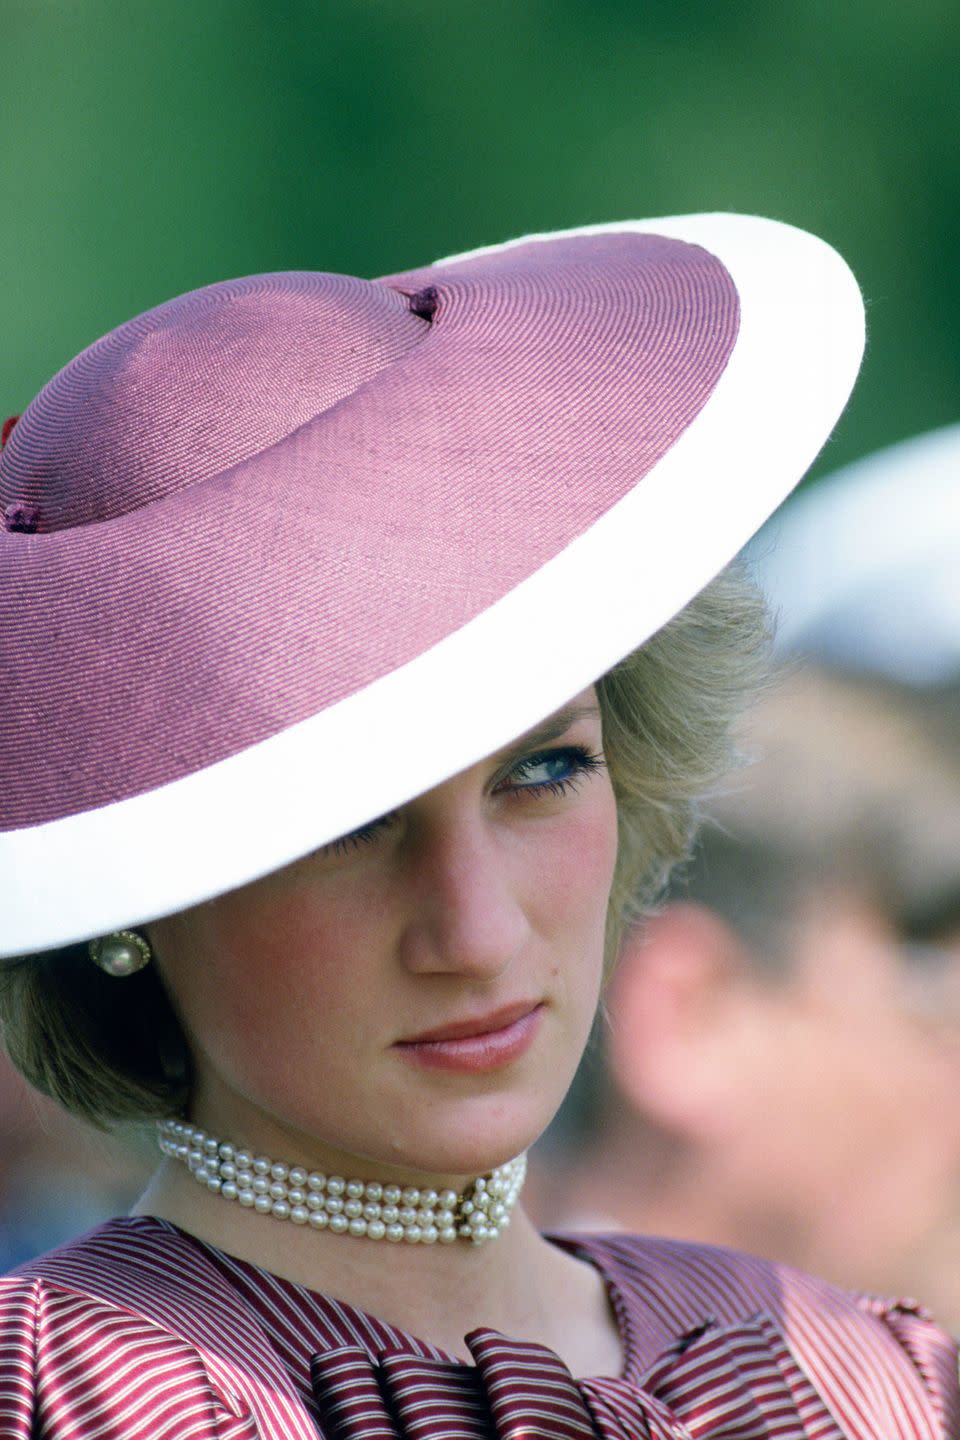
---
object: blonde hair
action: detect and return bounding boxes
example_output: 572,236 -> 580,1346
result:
0,562 -> 770,1128
599,560 -> 771,957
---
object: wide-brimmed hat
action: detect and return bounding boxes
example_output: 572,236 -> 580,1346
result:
0,214 -> 864,957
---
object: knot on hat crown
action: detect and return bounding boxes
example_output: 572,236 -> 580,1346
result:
0,275 -> 431,534
0,418 -> 37,533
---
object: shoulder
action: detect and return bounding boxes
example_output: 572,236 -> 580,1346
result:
0,1218 -> 316,1440
2,1214 -> 225,1335
564,1232 -> 960,1439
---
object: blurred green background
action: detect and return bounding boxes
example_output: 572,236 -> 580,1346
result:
2,0 -> 958,476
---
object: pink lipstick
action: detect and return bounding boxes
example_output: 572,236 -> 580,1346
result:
394,1003 -> 544,1073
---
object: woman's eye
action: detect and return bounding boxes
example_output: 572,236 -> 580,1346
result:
501,746 -> 606,797
321,812 -> 397,857
319,747 -> 605,856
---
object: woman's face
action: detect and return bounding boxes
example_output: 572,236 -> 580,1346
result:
150,689 -> 618,1185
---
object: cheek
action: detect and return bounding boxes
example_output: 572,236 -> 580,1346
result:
154,882 -> 378,1083
527,789 -> 619,955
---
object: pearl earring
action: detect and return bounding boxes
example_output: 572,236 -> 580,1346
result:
88,930 -> 152,977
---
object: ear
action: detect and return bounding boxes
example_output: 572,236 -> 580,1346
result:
606,902 -> 755,1139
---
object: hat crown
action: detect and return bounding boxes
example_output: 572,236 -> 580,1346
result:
0,272 -> 427,534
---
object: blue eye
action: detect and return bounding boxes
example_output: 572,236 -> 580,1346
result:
504,746 -> 606,797
320,745 -> 606,858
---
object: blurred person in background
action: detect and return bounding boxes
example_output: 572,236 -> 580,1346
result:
531,425 -> 960,1331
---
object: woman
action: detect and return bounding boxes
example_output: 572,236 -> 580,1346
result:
0,215 -> 954,1438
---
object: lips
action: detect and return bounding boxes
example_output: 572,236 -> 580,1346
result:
396,1001 -> 540,1046
392,1003 -> 545,1075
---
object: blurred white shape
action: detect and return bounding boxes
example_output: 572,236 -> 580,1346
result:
749,422 -> 960,684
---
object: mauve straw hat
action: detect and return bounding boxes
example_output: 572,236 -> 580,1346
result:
0,214 -> 864,957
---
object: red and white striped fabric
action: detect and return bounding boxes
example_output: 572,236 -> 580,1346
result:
0,1217 -> 955,1438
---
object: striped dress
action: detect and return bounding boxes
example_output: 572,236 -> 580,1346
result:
0,1216 -> 955,1438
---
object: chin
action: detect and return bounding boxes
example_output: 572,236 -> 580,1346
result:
377,1092 -> 558,1182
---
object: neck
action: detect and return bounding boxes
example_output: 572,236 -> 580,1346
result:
133,1160 -> 613,1368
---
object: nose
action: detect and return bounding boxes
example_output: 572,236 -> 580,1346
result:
396,814 -> 529,981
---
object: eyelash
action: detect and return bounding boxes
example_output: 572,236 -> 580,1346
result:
498,745 -> 607,800
323,745 -> 606,856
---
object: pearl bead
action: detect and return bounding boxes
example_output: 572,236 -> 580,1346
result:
344,1200 -> 363,1219
308,1211 -> 328,1229
421,1189 -> 438,1207
383,1185 -> 401,1205
269,1181 -> 286,1200
348,1219 -> 367,1237
253,1157 -> 270,1175
406,1225 -> 422,1243
221,1182 -> 238,1201
401,1187 -> 420,1205
307,1173 -> 326,1191
367,1220 -> 386,1241
306,1193 -> 324,1211
238,1191 -> 255,1208
398,1207 -> 417,1226
346,1180 -> 365,1199
270,1162 -> 288,1181
288,1188 -> 306,1205
271,1200 -> 290,1220
291,1206 -> 309,1225
328,1214 -> 349,1234
254,1195 -> 273,1214
289,1167 -> 307,1187
324,1197 -> 343,1214
386,1224 -> 404,1243
439,1190 -> 457,1209
327,1176 -> 345,1196
365,1182 -> 383,1201
421,1226 -> 438,1244
98,939 -> 146,975
381,1206 -> 399,1224
218,1143 -> 235,1161
219,1162 -> 237,1181
252,1177 -> 270,1195
363,1203 -> 381,1221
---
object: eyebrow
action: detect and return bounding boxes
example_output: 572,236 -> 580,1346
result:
492,702 -> 601,772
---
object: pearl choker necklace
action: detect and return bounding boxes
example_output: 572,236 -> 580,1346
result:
158,1120 -> 527,1246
